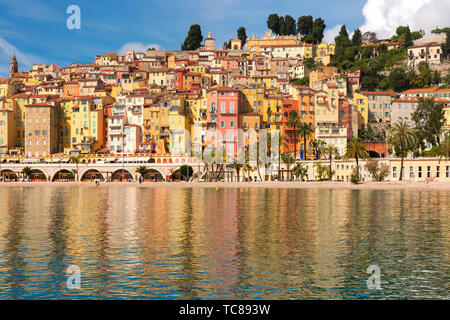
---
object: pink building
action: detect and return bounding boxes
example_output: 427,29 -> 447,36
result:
206,87 -> 242,154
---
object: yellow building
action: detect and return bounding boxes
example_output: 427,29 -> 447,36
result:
252,75 -> 277,90
68,97 -> 104,153
242,87 -> 265,113
246,31 -> 299,51
263,95 -> 283,130
303,44 -> 313,58
6,94 -> 29,148
353,92 -> 369,130
0,104 -> 17,154
169,105 -> 190,155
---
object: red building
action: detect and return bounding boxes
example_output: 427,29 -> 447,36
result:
338,97 -> 353,141
207,87 -> 242,155
103,103 -> 113,147
174,69 -> 185,90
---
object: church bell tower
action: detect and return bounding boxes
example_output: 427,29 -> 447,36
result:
10,54 -> 18,77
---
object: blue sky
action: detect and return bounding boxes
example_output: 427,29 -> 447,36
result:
0,0 -> 368,75
0,0 -> 448,76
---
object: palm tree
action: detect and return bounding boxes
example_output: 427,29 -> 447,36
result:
281,152 -> 295,181
344,138 -> 369,181
292,163 -> 308,181
436,133 -> 450,162
245,164 -> 252,181
322,144 -> 340,181
310,139 -> 326,160
69,156 -> 81,181
387,121 -> 418,181
229,158 -> 243,182
136,166 -> 150,182
298,122 -> 313,160
286,110 -> 301,159
22,166 -> 32,181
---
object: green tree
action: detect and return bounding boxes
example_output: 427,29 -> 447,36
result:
302,34 -> 315,44
69,156 -> 81,181
433,71 -> 441,85
387,121 -> 418,181
304,57 -> 315,69
179,165 -> 194,181
181,24 -> 203,50
322,144 -> 339,181
22,166 -> 32,181
312,18 -> 326,44
297,15 -> 313,35
362,31 -> 377,44
365,158 -> 390,181
292,163 -> 308,181
411,31 -> 423,40
298,122 -> 313,160
237,27 -> 247,46
289,77 -> 309,86
136,166 -> 150,182
344,138 -> 369,181
280,15 -> 296,35
309,139 -> 326,159
352,28 -> 362,46
229,158 -> 243,182
281,152 -> 295,180
403,26 -> 413,47
442,30 -> 450,59
412,98 -> 445,146
436,133 -> 450,161
334,25 -> 352,59
386,68 -> 409,92
267,13 -> 281,35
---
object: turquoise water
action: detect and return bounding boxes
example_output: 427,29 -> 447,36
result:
0,186 -> 448,299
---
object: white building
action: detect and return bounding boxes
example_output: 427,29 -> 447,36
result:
315,125 -> 348,156
407,43 -> 443,67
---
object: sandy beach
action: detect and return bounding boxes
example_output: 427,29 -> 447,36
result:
1,180 -> 450,190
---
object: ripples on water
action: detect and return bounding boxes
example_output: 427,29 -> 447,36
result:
0,186 -> 448,299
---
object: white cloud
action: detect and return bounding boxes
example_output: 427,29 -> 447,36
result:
359,0 -> 450,39
118,42 -> 161,55
0,36 -> 45,77
323,24 -> 342,44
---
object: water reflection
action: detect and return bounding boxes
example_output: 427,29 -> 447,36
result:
0,186 -> 448,299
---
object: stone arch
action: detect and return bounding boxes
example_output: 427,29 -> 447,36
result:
368,150 -> 381,158
141,169 -> 165,182
81,169 -> 105,182
52,169 -> 75,182
1,169 -> 18,181
30,169 -> 47,182
111,169 -> 134,182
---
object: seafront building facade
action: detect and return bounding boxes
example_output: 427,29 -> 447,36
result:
0,31 -> 449,180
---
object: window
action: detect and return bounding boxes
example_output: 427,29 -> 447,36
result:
220,121 -> 225,128
410,167 -> 414,178
230,102 -> 235,113
436,166 -> 440,178
418,166 -> 422,178
230,121 -> 235,128
220,102 -> 226,114
393,167 -> 397,179
427,166 -> 431,178
446,166 -> 449,178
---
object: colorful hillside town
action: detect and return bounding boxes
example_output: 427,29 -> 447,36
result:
1,26 -> 450,183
